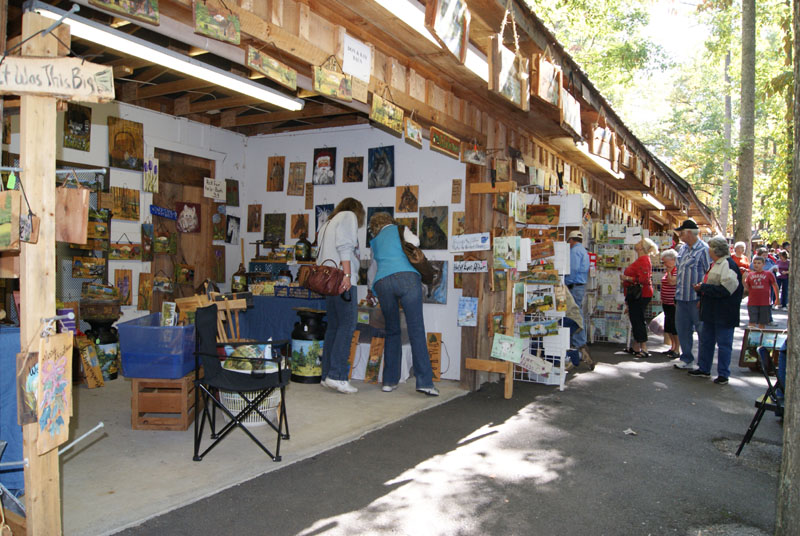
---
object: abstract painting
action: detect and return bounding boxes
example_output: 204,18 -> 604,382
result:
368,146 -> 394,189
312,147 -> 336,185
418,206 -> 448,250
108,116 -> 144,171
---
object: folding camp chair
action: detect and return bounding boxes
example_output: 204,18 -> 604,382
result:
736,346 -> 785,456
193,304 -> 290,462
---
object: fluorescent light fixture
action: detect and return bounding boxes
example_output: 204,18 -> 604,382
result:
372,0 -> 488,82
28,1 -> 304,111
643,193 -> 666,210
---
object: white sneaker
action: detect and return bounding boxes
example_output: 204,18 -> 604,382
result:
673,361 -> 694,370
323,378 -> 358,394
381,384 -> 397,392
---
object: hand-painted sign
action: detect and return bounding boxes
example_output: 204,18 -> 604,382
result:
0,57 -> 114,102
149,205 -> 177,220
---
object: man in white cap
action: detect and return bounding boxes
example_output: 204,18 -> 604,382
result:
672,219 -> 711,369
564,230 -> 593,369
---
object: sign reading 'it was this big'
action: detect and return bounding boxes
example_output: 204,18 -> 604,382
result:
0,56 -> 115,103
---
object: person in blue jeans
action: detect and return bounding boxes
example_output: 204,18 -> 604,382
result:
367,212 -> 438,396
673,219 -> 711,369
777,337 -> 787,400
563,230 -> 593,370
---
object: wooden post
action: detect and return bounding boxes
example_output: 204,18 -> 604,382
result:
19,12 -> 69,536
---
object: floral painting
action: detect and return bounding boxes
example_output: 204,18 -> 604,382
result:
37,333 -> 73,454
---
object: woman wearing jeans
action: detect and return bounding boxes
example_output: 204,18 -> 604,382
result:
317,198 -> 365,394
367,212 -> 438,396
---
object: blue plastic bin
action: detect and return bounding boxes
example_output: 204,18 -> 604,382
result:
118,313 -> 196,379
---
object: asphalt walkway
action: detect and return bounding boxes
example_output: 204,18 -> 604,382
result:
118,307 -> 787,536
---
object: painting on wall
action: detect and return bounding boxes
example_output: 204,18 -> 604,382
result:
212,204 -> 226,241
368,146 -> 394,189
424,0 -> 471,63
263,213 -> 286,243
175,202 -> 201,233
141,223 -> 154,262
418,206 -> 449,250
174,263 -> 195,286
72,256 -> 105,279
89,0 -> 159,25
115,269 -> 133,306
246,45 -> 297,90
247,204 -> 262,233
312,147 -> 336,185
109,242 -> 142,261
137,273 -> 153,311
421,261 -> 448,304
287,162 -> 306,196
110,187 -> 140,221
395,217 -> 417,233
63,103 -> 91,151
193,1 -> 240,44
267,156 -> 285,192
396,185 -> 419,213
226,179 -> 239,206
108,116 -> 144,171
290,214 -> 309,239
211,246 -> 225,283
452,211 -> 466,236
154,230 -> 177,255
226,215 -> 240,244
342,156 -> 363,183
366,206 -> 394,247
315,204 -> 334,235
143,157 -> 159,193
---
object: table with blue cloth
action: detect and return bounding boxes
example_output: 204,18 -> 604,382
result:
238,296 -> 327,341
0,326 -> 23,493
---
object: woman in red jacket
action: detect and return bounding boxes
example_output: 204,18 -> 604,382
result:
621,237 -> 659,358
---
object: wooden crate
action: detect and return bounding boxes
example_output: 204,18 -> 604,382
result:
131,370 -> 201,431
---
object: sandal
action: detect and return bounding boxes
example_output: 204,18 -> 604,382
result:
634,351 -> 651,359
624,347 -> 636,355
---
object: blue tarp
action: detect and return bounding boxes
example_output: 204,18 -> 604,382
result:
0,326 -> 23,492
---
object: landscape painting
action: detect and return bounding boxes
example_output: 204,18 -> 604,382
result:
193,1 -> 240,44
246,46 -> 297,90
89,0 -> 159,25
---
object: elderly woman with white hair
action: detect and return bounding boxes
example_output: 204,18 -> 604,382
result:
731,241 -> 750,274
659,248 -> 680,357
621,237 -> 659,358
688,236 -> 744,385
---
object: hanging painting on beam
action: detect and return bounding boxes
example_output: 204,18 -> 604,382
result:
370,94 -> 403,135
424,0 -> 471,64
108,117 -> 144,171
246,46 -> 297,91
488,35 -> 529,111
429,127 -> 460,159
193,1 -> 240,45
63,103 -> 91,151
531,54 -> 561,108
312,67 -> 353,102
89,0 -> 159,25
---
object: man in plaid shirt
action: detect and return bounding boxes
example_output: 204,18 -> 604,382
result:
672,219 -> 711,370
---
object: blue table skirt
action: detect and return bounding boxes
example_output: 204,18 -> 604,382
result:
239,296 -> 327,342
0,326 -> 23,492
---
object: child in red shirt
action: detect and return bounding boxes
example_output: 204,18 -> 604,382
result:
744,256 -> 779,328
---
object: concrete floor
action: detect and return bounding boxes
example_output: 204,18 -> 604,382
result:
62,376 -> 467,535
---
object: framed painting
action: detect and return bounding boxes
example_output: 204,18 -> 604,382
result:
312,148 -> 337,185
343,157 -> 364,183
175,202 -> 201,233
287,162 -> 306,195
212,204 -> 226,241
247,204 -> 262,233
194,1 -> 240,45
404,117 -> 423,148
225,215 -> 240,244
290,214 -> 309,239
246,46 -> 297,91
89,0 -> 159,25
368,146 -> 394,189
419,206 -> 449,250
370,94 -> 403,134
267,156 -> 285,192
137,273 -> 153,311
63,103 -> 91,151
263,213 -> 286,243
488,34 -> 530,111
396,185 -> 419,213
366,207 -> 394,247
425,0 -> 470,64
108,116 -> 144,171
421,261 -> 448,304
226,179 -> 239,206
115,269 -> 133,306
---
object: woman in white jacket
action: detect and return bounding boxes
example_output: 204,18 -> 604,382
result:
316,198 -> 365,394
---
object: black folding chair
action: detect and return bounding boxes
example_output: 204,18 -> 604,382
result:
193,303 -> 290,462
736,346 -> 785,456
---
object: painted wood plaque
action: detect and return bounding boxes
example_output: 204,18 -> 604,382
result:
532,54 -> 561,108
194,1 -> 240,45
426,332 -> 442,381
370,94 -> 403,134
37,333 -> 73,454
137,272 -> 153,311
143,157 -> 159,193
488,35 -> 530,111
0,56 -> 115,102
526,204 -> 560,225
424,0 -> 471,64
267,156 -> 285,192
109,242 -> 142,261
287,162 -> 306,195
108,117 -> 143,171
396,185 -> 419,213
247,46 -> 297,91
115,269 -> 133,305
64,103 -> 91,151
404,117 -> 423,148
247,204 -> 262,233
429,126 -> 460,159
364,337 -> 384,384
312,67 -> 352,101
461,143 -> 487,166
342,157 -> 363,183
89,0 -> 159,25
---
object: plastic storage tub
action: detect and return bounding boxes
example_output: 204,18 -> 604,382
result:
118,313 -> 196,379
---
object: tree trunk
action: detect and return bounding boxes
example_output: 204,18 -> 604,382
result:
735,0 -> 756,257
720,51 -> 732,236
776,1 -> 800,533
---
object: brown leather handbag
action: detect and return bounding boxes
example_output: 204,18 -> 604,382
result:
398,225 -> 435,285
303,259 -> 347,296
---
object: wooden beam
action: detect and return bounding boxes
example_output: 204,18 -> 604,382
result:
135,78 -> 216,99
226,103 -> 352,127
176,95 -> 261,115
20,12 -> 63,536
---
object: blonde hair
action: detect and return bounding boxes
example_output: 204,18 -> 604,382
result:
636,237 -> 659,257
368,211 -> 394,238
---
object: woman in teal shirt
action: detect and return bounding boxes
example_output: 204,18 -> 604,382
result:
368,212 -> 438,396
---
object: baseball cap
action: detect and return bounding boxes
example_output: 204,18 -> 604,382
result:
567,230 -> 583,241
674,219 -> 699,231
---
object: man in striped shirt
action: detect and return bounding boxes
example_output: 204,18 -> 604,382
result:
673,219 -> 711,369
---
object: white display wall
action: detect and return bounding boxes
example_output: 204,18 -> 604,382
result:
242,124 -> 466,380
